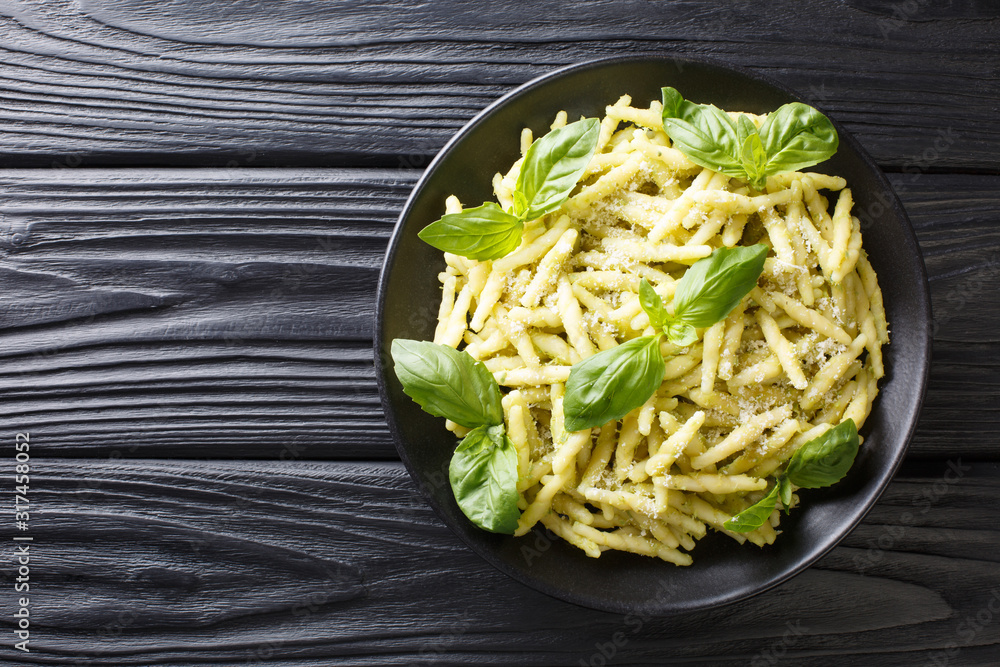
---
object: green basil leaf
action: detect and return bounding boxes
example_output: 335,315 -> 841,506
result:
785,419 -> 860,489
756,102 -> 839,176
660,87 -> 744,178
563,335 -> 665,432
639,278 -> 668,330
778,475 -> 793,514
512,190 -> 528,218
417,202 -> 523,261
671,244 -> 768,328
449,425 -> 520,534
516,118 -> 601,220
661,89 -> 839,187
741,133 -> 768,190
483,422 -> 506,448
737,115 -> 768,190
724,483 -> 779,533
735,113 -> 756,149
390,339 -> 503,429
665,321 -> 698,348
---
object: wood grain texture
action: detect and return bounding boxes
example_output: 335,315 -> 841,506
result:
5,458 -> 998,666
0,0 -> 997,169
1,169 -> 998,459
0,2 -> 994,664
0,168 -> 404,458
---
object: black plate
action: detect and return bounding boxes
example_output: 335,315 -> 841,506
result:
374,55 -> 931,614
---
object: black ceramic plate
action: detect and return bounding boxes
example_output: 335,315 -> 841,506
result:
374,56 -> 931,614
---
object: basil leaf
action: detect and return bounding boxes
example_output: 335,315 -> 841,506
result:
665,321 -> 698,348
725,420 -> 857,533
639,278 -> 668,330
670,244 -> 768,328
661,89 -> 838,187
735,113 -> 756,149
724,483 -> 779,533
741,133 -> 768,190
735,115 -> 767,189
778,475 -> 793,513
390,339 -> 503,429
785,419 -> 860,489
660,87 -> 744,178
449,424 -> 520,534
563,335 -> 665,432
516,118 -> 601,220
737,114 -> 768,190
756,102 -> 839,176
512,190 -> 528,218
417,202 -> 523,260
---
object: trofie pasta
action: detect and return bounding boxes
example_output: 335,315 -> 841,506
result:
425,94 -> 888,564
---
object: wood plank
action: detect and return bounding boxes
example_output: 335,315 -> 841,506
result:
11,458 -> 1000,665
0,169 -> 405,459
0,0 -> 996,169
1,169 -> 997,459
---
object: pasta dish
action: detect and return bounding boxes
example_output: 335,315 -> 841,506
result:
425,95 -> 887,564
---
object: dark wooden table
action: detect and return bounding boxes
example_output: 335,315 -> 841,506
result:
1,1 -> 999,665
